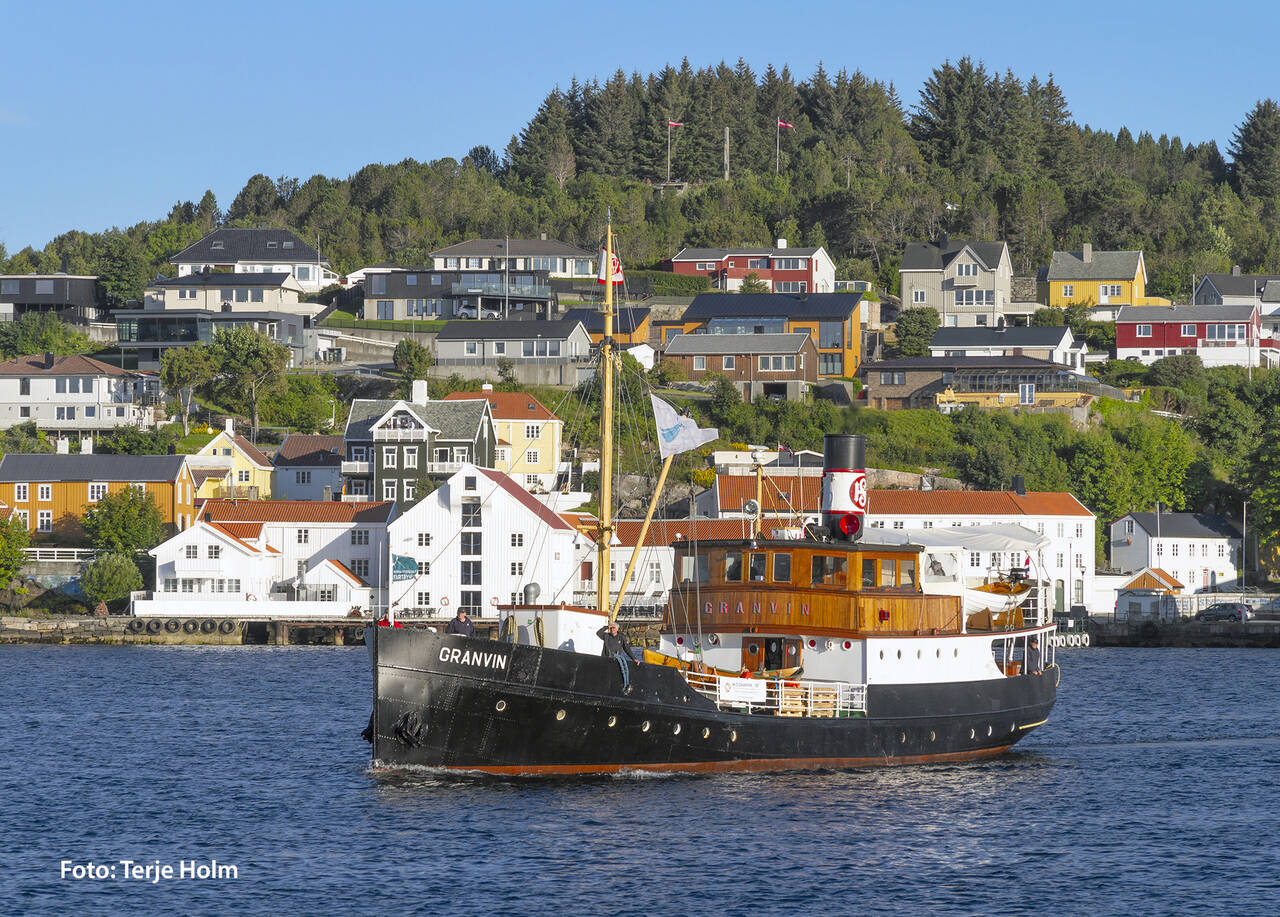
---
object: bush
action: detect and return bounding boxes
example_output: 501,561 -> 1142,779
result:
626,270 -> 713,296
80,553 -> 143,606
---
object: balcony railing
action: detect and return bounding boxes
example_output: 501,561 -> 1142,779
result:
341,460 -> 371,475
1197,338 -> 1251,348
451,281 -> 552,299
371,428 -> 429,442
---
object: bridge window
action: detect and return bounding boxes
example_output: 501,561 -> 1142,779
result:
811,554 -> 847,586
880,561 -> 897,587
900,559 -> 916,588
724,553 -> 743,582
862,559 -> 877,588
772,553 -> 791,583
749,553 -> 767,581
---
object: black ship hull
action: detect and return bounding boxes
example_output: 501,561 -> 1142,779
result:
372,628 -> 1057,775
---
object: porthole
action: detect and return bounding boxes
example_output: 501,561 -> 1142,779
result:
495,700 -> 507,712
555,709 -> 566,721
879,650 -> 884,660
641,720 -> 651,732
896,649 -> 902,660
842,640 -> 853,650
747,643 -> 759,655
954,648 -> 959,657
672,724 -> 682,735
968,728 -> 975,740
675,636 -> 685,646
929,730 -> 936,742
787,645 -> 797,657
916,649 -> 922,659
900,732 -> 907,744
607,715 -> 617,727
936,649 -> 941,659
986,725 -> 993,737
701,727 -> 710,739
730,730 -> 738,742
807,639 -> 816,648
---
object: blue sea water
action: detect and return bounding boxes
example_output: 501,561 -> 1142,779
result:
2,644 -> 1278,917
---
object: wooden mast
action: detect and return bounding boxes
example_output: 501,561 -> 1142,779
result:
597,214 -> 615,616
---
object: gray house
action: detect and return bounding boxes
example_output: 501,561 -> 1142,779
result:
342,382 -> 496,504
1195,267 -> 1280,336
0,274 -> 108,323
433,319 -> 592,365
899,236 -> 1016,328
929,326 -> 1088,373
362,266 -> 559,321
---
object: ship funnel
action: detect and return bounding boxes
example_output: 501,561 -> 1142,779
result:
522,583 -> 542,604
821,433 -> 867,541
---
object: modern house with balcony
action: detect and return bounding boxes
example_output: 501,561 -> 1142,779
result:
342,381 -> 496,504
432,320 -> 592,366
1114,305 -> 1276,367
169,228 -> 338,292
143,272 -> 315,315
0,353 -> 161,433
361,267 -> 560,320
428,238 -> 596,282
114,307 -> 314,371
0,273 -> 110,323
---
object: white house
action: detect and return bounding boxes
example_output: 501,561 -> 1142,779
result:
169,228 -> 338,292
386,465 -> 590,619
0,354 -> 160,433
133,498 -> 397,618
273,434 -> 344,500
1109,512 -> 1240,593
143,272 -> 317,317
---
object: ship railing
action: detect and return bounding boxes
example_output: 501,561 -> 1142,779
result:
680,670 -> 866,718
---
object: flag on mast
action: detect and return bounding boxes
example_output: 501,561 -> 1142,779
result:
777,119 -> 794,129
597,246 -> 624,285
667,120 -> 684,127
651,396 -> 718,458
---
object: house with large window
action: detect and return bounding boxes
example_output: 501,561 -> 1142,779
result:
929,326 -> 1088,373
0,453 -> 196,540
432,320 -> 592,366
665,240 -> 836,293
143,272 -> 313,315
1108,512 -> 1240,594
273,434 -> 344,500
385,464 -> 590,619
662,333 -> 818,402
861,355 -> 1094,411
899,237 -> 1022,328
361,266 -> 560,321
1038,244 -> 1169,318
169,228 -> 337,292
342,381 -> 496,504
114,306 -> 315,372
428,238 -> 595,281
442,389 -> 562,492
673,293 -> 862,379
1113,305 -> 1275,367
0,273 -> 109,323
0,353 -> 160,432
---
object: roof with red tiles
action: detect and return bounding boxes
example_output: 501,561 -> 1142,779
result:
205,521 -> 266,554
274,434 -> 344,467
443,390 -> 558,422
477,467 -> 573,532
324,558 -> 367,587
198,499 -> 395,525
0,354 -> 135,376
715,474 -> 823,513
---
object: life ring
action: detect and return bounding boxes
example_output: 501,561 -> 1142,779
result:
218,620 -> 236,635
1081,633 -> 1091,647
164,619 -> 181,633
353,626 -> 366,641
127,619 -> 145,633
145,619 -> 162,634
201,620 -> 217,634
182,620 -> 199,634
247,594 -> 258,602
440,596 -> 450,606
1070,633 -> 1081,647
490,596 -> 499,606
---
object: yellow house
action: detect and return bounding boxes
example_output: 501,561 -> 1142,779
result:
443,390 -> 562,491
1039,244 -> 1170,312
190,419 -> 275,499
0,453 -> 197,540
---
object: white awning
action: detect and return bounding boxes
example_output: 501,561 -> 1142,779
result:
861,523 -> 1049,553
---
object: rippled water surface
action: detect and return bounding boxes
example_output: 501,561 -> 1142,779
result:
3,645 -> 1278,916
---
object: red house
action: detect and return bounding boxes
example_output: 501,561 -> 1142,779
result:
1114,305 -> 1276,367
666,240 -> 835,293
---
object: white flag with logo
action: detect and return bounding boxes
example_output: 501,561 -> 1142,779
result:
651,395 -> 718,459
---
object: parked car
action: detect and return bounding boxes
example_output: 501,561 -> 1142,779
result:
456,307 -> 500,319
1195,602 -> 1252,623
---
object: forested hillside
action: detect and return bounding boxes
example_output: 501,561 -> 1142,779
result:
4,58 -> 1280,303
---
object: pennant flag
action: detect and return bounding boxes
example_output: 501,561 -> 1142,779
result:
651,396 -> 718,459
778,119 -> 794,129
597,247 -> 624,285
668,120 -> 684,127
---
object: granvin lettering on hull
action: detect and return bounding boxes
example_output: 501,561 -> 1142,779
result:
437,646 -> 510,670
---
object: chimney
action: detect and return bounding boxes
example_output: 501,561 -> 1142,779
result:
820,434 -> 867,541
56,438 -> 69,455
224,417 -> 234,436
82,436 -> 93,455
411,378 -> 429,406
44,352 -> 55,369
1082,243 -> 1093,263
481,383 -> 494,392
1232,264 -> 1242,276
776,238 -> 787,250
1012,474 -> 1026,496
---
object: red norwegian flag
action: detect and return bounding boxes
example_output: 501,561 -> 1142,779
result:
778,119 -> 794,129
668,120 -> 684,127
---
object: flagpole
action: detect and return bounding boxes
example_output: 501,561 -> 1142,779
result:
610,453 -> 674,621
776,119 -> 780,174
667,122 -> 672,182
598,212 -> 615,619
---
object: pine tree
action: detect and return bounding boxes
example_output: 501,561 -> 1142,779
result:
1231,99 -> 1280,209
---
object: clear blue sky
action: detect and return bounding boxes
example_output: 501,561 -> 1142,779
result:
1,0 -> 1273,253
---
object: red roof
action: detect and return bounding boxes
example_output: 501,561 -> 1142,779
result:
274,434 -> 344,467
868,490 -> 1092,517
199,499 -> 395,524
444,390 -> 557,422
0,354 -> 134,376
205,521 -> 266,553
477,467 -> 573,532
229,434 -> 274,468
324,558 -> 367,587
716,474 -> 822,513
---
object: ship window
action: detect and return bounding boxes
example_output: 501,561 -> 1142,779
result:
862,559 -> 877,588
749,553 -> 767,582
900,559 -> 916,588
772,553 -> 790,583
811,555 -> 846,586
880,561 -> 898,588
724,553 -> 743,582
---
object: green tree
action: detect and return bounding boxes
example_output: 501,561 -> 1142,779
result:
95,425 -> 181,455
0,516 -> 30,587
738,271 -> 770,293
82,488 -> 165,554
894,306 -> 940,356
261,374 -> 341,433
208,327 -> 290,439
495,357 -> 519,391
80,553 -> 143,606
1230,99 -> 1280,211
0,312 -> 94,360
393,337 -> 434,397
160,346 -> 215,435
0,421 -> 54,456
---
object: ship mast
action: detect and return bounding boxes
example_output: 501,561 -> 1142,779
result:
597,214 -> 615,617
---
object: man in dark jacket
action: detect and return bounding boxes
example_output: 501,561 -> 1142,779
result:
597,621 -> 635,694
444,608 -> 474,637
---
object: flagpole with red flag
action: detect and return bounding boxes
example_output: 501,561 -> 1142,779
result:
776,118 -> 794,174
666,120 -> 683,182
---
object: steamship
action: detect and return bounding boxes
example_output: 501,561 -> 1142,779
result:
368,224 -> 1057,775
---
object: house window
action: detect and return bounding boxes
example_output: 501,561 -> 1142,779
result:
15,484 -> 29,502
1056,553 -> 1065,567
879,372 -> 906,385
208,545 -> 221,559
494,342 -> 505,354
1062,284 -> 1074,299
461,560 -> 482,585
912,289 -> 926,304
235,288 -> 250,302
39,484 -> 53,501
251,289 -> 264,302
1075,523 -> 1084,538
35,279 -> 54,294
495,448 -> 509,463
464,341 -> 478,356
88,483 -> 108,502
406,274 -> 417,286
351,529 -> 369,546
969,552 -> 981,568
462,499 -> 481,527
527,449 -> 539,464
404,480 -> 416,501
692,356 -> 706,371
382,480 -> 397,501
352,559 -> 370,579
1172,543 -> 1179,557
383,447 -> 397,468
1,279 -> 18,294
461,532 -> 482,555
404,447 -> 418,469
237,470 -> 250,483
956,263 -> 978,277
181,579 -> 195,593
1182,324 -> 1196,337
416,592 -> 431,607
525,424 -> 541,440
37,511 -> 52,532
417,562 -> 430,575
1100,284 -> 1122,298
186,545 -> 199,559
775,281 -> 807,293
511,533 -> 524,547
418,533 -> 432,547
164,578 -> 177,593
818,353 -> 843,375
1218,544 -> 1226,557
1136,324 -> 1152,337
295,471 -> 311,485
297,529 -> 310,544
722,355 -> 735,370
460,591 -> 481,613
511,562 -> 524,576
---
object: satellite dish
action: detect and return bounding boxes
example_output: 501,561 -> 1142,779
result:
743,499 -> 761,517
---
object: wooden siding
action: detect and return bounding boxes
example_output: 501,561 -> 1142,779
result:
1,469 -> 195,540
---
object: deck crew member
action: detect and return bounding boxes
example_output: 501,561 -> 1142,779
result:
1027,635 -> 1043,675
597,621 -> 636,694
445,608 -> 475,638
